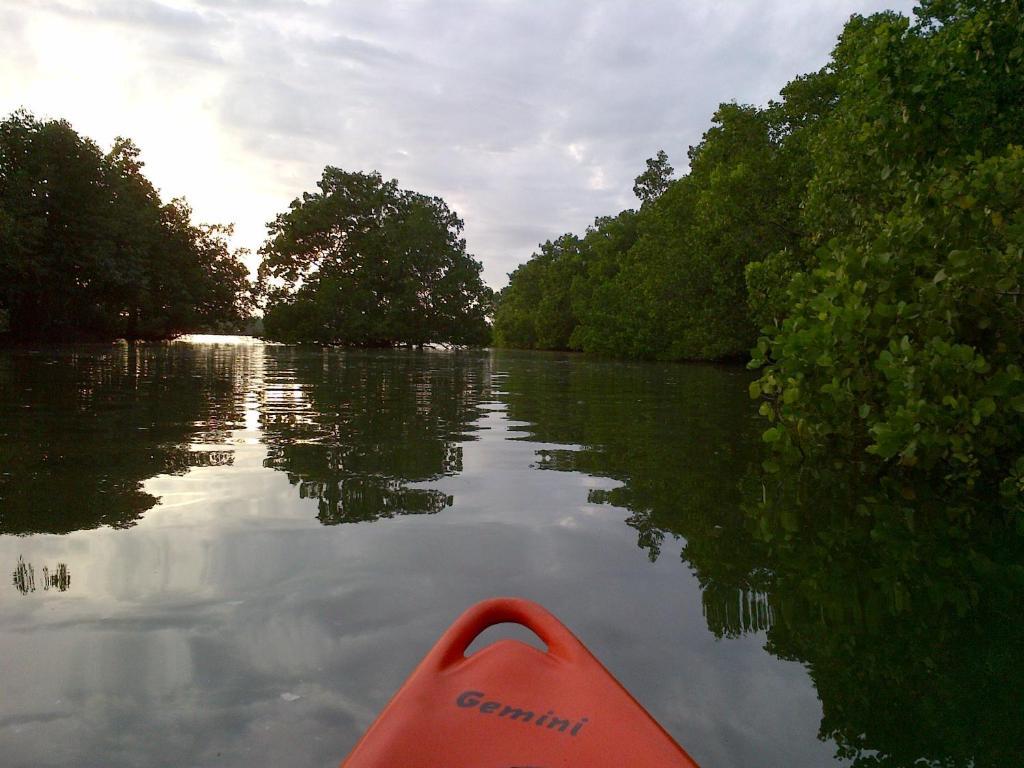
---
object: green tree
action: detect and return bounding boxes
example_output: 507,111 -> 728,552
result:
0,111 -> 252,341
492,233 -> 583,350
751,1 -> 1024,503
744,68 -> 837,330
575,103 -> 804,361
495,98 -> 812,362
567,211 -> 640,354
0,111 -> 113,337
632,149 -> 674,204
156,199 -> 254,335
258,167 -> 491,347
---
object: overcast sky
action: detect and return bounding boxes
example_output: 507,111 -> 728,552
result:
1,0 -> 916,287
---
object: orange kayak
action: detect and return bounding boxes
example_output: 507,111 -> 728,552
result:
340,597 -> 701,767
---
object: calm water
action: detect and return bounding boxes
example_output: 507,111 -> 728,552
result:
1,339 -> 1020,767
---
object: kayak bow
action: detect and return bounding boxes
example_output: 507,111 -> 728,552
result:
340,597 -> 701,767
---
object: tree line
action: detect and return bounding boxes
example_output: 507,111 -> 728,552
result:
493,0 -> 1024,508
0,110 -> 253,340
0,114 -> 493,346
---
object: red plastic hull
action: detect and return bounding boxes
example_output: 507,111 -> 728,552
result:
340,597 -> 701,767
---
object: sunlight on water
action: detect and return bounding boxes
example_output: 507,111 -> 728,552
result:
175,334 -> 266,345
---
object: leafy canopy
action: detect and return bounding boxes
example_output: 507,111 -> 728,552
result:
632,149 -> 674,204
751,0 -> 1024,506
0,110 -> 252,340
258,167 -> 492,346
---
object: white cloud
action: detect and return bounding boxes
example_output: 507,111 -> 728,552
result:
1,0 -> 917,286
588,167 -> 609,192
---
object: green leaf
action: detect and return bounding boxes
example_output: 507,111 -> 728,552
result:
977,397 -> 996,418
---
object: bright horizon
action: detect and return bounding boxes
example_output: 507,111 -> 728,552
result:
1,0 -> 915,288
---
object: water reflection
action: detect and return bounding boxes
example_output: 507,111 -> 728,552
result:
712,475 -> 1024,768
494,352 -> 759,560
2,341 -> 1019,767
0,343 -> 492,535
259,349 -> 489,524
0,344 -> 250,535
12,556 -> 71,595
494,351 -> 1024,767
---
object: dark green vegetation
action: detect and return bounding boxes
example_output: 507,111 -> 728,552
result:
493,0 -> 1024,514
0,111 -> 252,341
257,168 -> 493,346
751,1 -> 1024,508
0,115 -> 491,347
491,80 -> 816,360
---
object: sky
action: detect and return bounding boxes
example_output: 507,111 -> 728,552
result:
1,0 -> 917,288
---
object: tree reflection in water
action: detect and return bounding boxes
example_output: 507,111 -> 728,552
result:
700,473 -> 1024,768
496,351 -> 1024,767
0,344 -> 486,534
0,344 -> 249,535
12,556 -> 71,595
260,348 -> 488,525
497,352 -> 758,561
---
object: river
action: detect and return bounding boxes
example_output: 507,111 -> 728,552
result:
0,337 -> 1020,767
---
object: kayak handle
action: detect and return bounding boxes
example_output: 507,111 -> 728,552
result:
432,597 -> 586,669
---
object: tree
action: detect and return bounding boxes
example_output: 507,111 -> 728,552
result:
521,101 -> 804,361
632,149 -> 674,204
155,199 -> 254,335
0,111 -> 252,341
745,68 -> 837,330
492,233 -> 583,350
633,102 -> 799,360
495,94 -> 812,362
257,167 -> 492,346
751,1 -> 1024,503
567,211 -> 640,354
0,111 -> 112,338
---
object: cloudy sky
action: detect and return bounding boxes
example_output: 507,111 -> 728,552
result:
1,0 -> 916,287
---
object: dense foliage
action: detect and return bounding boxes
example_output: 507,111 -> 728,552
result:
258,168 -> 492,346
494,0 -> 1024,506
493,84 -> 823,360
0,111 -> 252,341
753,0 -> 1024,503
